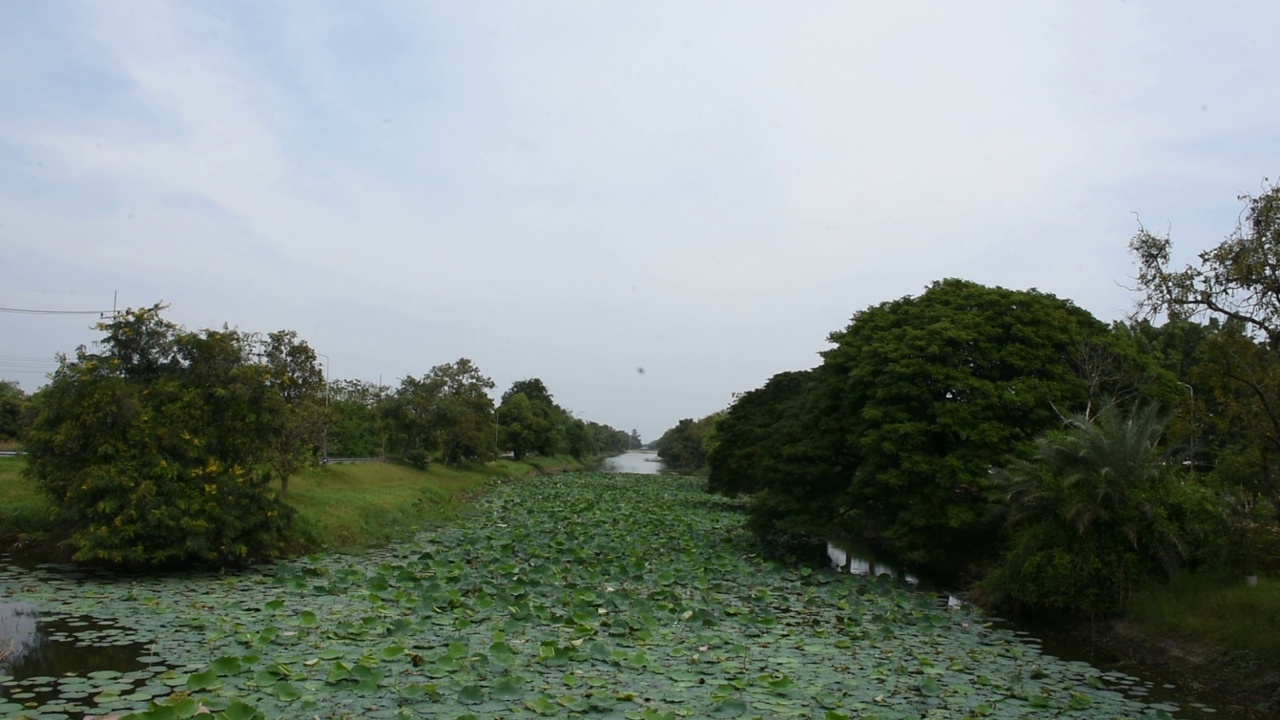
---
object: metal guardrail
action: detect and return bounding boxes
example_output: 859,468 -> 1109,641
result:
0,451 -> 26,457
322,457 -> 381,464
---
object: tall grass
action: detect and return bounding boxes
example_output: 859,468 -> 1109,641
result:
0,455 -> 47,538
1129,570 -> 1280,665
284,454 -> 584,553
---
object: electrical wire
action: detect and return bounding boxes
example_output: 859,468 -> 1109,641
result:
0,306 -> 114,315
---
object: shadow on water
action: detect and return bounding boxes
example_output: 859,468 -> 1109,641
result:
824,538 -> 1240,720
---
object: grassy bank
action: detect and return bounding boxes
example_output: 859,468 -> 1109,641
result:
0,453 -> 587,555
287,454 -> 585,553
0,455 -> 46,539
1128,570 -> 1280,665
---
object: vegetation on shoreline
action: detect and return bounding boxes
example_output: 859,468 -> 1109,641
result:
0,473 -> 1203,720
0,455 -> 44,540
1129,570 -> 1280,666
644,182 -> 1280,694
8,303 -> 632,569
0,453 -> 588,558
286,454 -> 586,554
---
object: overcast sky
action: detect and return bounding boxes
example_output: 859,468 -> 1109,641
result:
2,2 -> 1278,441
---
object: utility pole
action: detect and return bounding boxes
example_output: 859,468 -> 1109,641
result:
316,352 -> 330,462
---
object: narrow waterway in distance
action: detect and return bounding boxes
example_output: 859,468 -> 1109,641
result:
599,450 -> 665,474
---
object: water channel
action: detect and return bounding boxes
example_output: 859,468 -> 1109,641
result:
0,456 -> 1242,718
599,450 -> 666,474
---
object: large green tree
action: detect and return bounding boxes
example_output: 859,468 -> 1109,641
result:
385,374 -> 446,466
382,360 -> 496,466
261,330 -> 328,495
823,280 -> 1176,565
720,279 -> 1177,569
426,358 -> 496,466
23,306 -> 293,567
498,378 -> 566,459
707,371 -> 821,498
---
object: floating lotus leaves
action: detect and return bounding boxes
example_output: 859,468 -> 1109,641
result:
1,473 -> 1211,719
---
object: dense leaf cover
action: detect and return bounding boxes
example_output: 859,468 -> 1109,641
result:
23,306 -> 295,566
983,403 -> 1222,614
0,473 -> 1192,719
711,279 -> 1178,569
655,413 -> 721,474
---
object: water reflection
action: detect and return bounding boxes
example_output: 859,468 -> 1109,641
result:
0,602 -> 39,670
824,541 -> 1229,719
0,602 -> 148,680
600,451 -> 665,475
826,540 -> 921,587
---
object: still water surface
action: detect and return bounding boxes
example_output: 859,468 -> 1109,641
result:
599,450 -> 665,474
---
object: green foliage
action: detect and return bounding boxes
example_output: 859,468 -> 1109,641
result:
427,358 -> 497,466
655,412 -> 722,473
380,360 -> 496,466
707,370 -> 820,498
984,403 -> 1221,615
1,472 -> 1194,720
0,455 -> 46,538
498,379 -> 566,459
325,379 -> 391,457
726,279 -> 1172,568
261,330 -> 328,494
825,281 -> 1179,566
0,379 -> 28,442
1131,180 -> 1280,513
1131,180 -> 1280,341
22,305 -> 294,567
982,521 -> 1154,616
1130,569 -> 1280,666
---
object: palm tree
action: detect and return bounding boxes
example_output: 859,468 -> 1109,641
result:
995,401 -> 1189,577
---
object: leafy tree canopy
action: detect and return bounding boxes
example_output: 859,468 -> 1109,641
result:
1131,182 -> 1280,511
498,378 -> 566,459
24,305 -> 294,567
716,279 -> 1178,570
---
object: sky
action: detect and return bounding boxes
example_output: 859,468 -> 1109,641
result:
1,1 -> 1278,442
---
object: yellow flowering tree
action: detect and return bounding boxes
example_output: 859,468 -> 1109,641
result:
24,305 -> 294,567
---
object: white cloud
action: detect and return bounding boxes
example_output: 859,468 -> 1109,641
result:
2,1 -> 1279,438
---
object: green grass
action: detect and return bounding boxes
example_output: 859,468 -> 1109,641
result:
0,455 -> 48,538
1128,569 -> 1280,665
284,454 -> 584,554
0,452 -> 586,555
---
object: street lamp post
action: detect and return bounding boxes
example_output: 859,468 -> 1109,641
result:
316,352 -> 330,462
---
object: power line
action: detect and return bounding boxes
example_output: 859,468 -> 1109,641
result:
0,306 -> 115,316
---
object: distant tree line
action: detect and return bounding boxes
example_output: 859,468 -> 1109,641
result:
666,180 -> 1280,617
654,413 -> 722,474
0,379 -> 29,444
325,375 -> 631,465
12,304 -> 632,567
